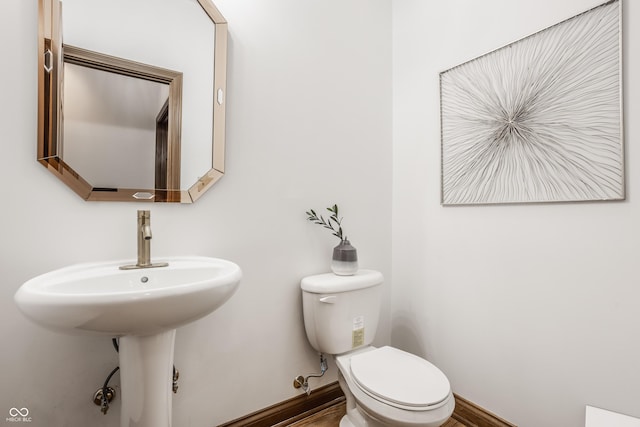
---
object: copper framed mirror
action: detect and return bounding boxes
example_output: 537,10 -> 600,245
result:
37,0 -> 228,203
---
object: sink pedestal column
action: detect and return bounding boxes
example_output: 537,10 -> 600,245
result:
119,329 -> 177,427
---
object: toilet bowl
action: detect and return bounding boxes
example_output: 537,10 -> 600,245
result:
301,270 -> 454,427
335,346 -> 454,427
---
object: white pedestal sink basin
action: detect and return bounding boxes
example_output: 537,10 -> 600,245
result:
14,256 -> 241,427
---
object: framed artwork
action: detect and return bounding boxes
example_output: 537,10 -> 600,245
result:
440,0 -> 623,205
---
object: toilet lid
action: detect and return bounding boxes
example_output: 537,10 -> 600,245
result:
350,346 -> 451,408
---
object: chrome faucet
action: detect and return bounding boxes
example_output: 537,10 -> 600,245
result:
120,210 -> 168,270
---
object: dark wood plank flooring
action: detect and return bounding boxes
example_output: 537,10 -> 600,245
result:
288,401 -> 466,427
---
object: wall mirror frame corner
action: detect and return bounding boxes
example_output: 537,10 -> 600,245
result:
37,0 -> 228,203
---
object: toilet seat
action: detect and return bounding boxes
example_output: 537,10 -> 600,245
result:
349,346 -> 451,411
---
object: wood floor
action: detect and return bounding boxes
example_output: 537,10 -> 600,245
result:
288,401 -> 467,427
287,402 -> 345,427
217,382 -> 509,427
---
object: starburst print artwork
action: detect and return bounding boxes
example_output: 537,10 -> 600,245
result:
440,0 -> 623,205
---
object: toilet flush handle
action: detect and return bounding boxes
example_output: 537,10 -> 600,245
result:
319,295 -> 337,304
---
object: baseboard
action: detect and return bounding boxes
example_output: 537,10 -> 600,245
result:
217,382 -> 345,427
452,394 -> 517,427
217,382 -> 517,427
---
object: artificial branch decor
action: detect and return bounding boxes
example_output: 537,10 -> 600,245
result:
440,0 -> 623,205
306,204 -> 347,242
306,204 -> 358,275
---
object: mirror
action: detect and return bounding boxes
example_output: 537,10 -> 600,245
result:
37,0 -> 228,203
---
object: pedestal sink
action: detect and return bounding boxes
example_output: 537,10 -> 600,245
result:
14,256 -> 241,427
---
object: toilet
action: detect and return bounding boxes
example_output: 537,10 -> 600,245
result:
301,270 -> 454,427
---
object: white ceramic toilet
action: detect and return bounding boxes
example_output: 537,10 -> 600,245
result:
301,270 -> 454,427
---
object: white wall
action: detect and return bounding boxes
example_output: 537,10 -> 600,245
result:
5,1 -> 636,426
392,1 -> 640,426
0,1 -> 391,426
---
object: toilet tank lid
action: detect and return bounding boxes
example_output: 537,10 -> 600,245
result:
301,270 -> 383,293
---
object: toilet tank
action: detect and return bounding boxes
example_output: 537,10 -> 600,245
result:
301,270 -> 383,355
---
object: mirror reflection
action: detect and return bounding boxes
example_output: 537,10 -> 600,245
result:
37,0 -> 228,203
63,63 -> 171,190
